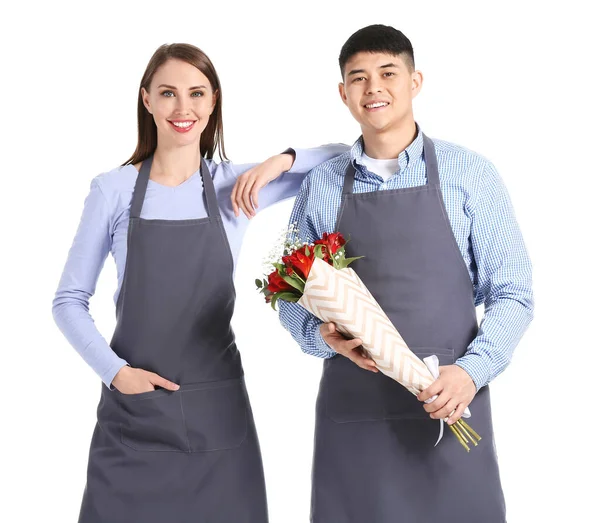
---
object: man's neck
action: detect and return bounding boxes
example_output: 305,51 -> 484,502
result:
362,120 -> 418,159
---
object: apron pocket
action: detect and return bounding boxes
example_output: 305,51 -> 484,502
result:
180,378 -> 248,452
325,347 -> 455,423
118,389 -> 189,452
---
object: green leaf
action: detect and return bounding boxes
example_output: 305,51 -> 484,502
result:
270,291 -> 300,310
337,255 -> 364,269
255,278 -> 263,289
281,275 -> 305,292
314,244 -> 325,259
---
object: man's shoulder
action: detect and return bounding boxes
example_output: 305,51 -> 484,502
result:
431,138 -> 493,168
429,137 -> 498,189
307,150 -> 352,183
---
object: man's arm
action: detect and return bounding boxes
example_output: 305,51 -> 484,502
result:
453,161 -> 534,390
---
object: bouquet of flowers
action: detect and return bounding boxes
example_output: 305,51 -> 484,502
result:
256,227 -> 481,451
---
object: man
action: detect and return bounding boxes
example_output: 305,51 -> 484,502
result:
278,24 -> 533,522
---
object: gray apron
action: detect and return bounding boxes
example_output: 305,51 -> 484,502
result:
311,135 -> 505,523
78,156 -> 268,523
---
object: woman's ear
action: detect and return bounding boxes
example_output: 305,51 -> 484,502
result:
141,87 -> 152,114
210,90 -> 218,115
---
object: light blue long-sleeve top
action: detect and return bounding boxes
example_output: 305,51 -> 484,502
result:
52,146 -> 348,388
278,129 -> 534,391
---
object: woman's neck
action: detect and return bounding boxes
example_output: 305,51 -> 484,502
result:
151,143 -> 202,185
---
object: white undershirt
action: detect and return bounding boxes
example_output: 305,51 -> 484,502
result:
360,152 -> 399,182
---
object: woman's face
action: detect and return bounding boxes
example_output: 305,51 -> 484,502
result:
142,59 -> 217,148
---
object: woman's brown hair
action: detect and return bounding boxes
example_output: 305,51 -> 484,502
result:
123,43 -> 227,166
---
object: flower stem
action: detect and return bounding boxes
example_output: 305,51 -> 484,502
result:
457,418 -> 482,442
448,423 -> 470,452
454,419 -> 478,446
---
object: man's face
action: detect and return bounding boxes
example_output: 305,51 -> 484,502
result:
339,52 -> 422,134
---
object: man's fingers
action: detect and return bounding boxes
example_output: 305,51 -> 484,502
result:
149,373 -> 180,391
430,398 -> 458,420
346,349 -> 376,372
423,391 -> 450,413
447,403 -> 466,425
418,380 -> 444,403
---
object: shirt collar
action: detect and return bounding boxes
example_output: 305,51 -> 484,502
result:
350,123 -> 424,175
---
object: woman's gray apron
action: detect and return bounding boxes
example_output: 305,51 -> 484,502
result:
311,135 -> 505,523
79,156 -> 268,523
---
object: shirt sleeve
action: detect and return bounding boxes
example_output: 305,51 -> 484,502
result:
52,178 -> 128,388
454,161 -> 534,391
226,144 -> 349,211
277,173 -> 337,358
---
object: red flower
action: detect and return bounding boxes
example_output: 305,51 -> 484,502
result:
282,245 -> 315,280
315,232 -> 346,256
266,270 -> 294,293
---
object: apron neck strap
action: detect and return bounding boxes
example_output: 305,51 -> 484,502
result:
129,155 -> 220,219
199,157 -> 220,219
130,156 -> 152,219
342,161 -> 356,195
422,134 -> 440,187
342,133 -> 440,195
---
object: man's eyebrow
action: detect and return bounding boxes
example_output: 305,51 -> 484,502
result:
347,63 -> 399,76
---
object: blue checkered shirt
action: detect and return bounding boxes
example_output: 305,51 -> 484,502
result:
278,128 -> 534,391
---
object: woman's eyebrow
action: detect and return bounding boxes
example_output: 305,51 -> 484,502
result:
157,84 -> 208,90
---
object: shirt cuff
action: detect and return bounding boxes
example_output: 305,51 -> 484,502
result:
454,354 -> 490,392
280,147 -> 296,171
315,327 -> 337,358
102,359 -> 129,390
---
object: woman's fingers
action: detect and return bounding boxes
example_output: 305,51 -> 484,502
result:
149,372 -> 180,391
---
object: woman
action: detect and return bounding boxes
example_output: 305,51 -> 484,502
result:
52,43 -> 345,523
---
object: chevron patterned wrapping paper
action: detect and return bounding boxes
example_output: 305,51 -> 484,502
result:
297,257 -> 435,396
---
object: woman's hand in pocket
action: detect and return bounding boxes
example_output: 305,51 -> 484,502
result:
112,366 -> 180,395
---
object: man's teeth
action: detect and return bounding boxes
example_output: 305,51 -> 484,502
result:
365,102 -> 389,109
172,121 -> 194,128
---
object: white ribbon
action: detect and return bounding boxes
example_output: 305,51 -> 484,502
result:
422,355 -> 471,447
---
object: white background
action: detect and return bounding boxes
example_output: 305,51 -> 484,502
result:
1,1 -> 598,521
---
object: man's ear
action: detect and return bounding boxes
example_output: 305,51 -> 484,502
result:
411,70 -> 424,99
338,82 -> 349,106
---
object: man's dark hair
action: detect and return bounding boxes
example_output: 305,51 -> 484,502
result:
339,24 -> 414,78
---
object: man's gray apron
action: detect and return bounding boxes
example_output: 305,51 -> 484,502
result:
311,134 -> 505,523
78,156 -> 268,523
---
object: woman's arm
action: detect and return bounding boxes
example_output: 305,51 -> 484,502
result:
52,178 -> 128,388
229,144 -> 349,218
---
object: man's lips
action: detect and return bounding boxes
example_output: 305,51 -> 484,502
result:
363,101 -> 390,112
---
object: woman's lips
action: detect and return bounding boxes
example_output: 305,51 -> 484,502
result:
168,120 -> 196,133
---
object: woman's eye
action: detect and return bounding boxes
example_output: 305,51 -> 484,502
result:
191,91 -> 204,97
161,90 -> 174,97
